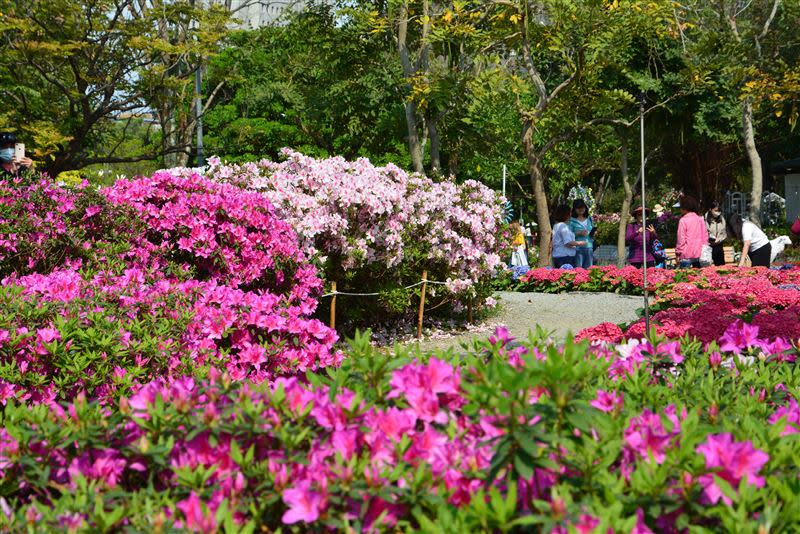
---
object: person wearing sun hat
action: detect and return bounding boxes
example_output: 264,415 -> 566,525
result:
0,132 -> 33,178
625,206 -> 657,267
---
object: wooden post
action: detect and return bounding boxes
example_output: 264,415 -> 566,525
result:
416,271 -> 428,339
329,281 -> 337,330
467,298 -> 473,325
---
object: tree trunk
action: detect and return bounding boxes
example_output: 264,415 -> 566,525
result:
428,116 -> 441,173
595,173 -> 610,209
742,98 -> 763,224
522,120 -> 552,267
397,0 -> 424,174
403,103 -> 424,173
448,150 -> 459,176
617,137 -> 633,268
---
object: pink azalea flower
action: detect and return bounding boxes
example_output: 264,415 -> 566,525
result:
718,320 -> 761,354
282,481 -> 324,524
696,433 -> 769,505
175,491 -> 217,533
768,399 -> 800,436
238,343 -> 266,367
36,327 -> 61,344
574,513 -> 600,533
67,448 -> 127,489
83,205 -> 102,218
590,390 -> 623,413
623,409 -> 675,464
631,507 -> 655,534
488,326 -> 513,347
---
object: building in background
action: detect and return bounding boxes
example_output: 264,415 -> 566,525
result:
774,158 -> 800,224
210,0 -> 307,27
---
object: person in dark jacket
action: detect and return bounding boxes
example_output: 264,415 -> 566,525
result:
0,132 -> 33,178
626,206 -> 657,268
705,201 -> 727,266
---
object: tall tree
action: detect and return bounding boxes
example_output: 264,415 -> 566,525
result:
203,4 -> 407,164
455,0 -> 676,265
679,0 -> 800,222
0,0 -> 229,174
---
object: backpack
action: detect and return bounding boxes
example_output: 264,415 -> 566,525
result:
652,238 -> 666,264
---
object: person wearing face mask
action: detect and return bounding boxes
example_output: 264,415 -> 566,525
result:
705,201 -> 727,266
0,132 -> 33,178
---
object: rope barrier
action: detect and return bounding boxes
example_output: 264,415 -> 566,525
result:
323,272 -> 473,337
320,278 -> 450,298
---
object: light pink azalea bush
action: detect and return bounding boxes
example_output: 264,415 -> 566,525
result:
203,151 -> 506,318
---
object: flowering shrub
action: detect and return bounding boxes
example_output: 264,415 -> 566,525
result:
0,178 -> 141,277
1,329 -> 799,531
203,151 -> 506,318
0,174 -> 340,401
104,171 -> 321,299
516,266 -> 800,344
3,172 -> 800,531
567,184 -> 595,214
591,213 -> 622,225
0,269 -> 340,402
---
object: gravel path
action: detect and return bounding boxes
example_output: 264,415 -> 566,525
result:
405,291 -> 645,352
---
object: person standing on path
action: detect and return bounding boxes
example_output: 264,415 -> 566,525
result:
728,214 -> 772,267
509,221 -> 529,269
705,201 -> 727,266
552,204 -> 586,268
626,206 -> 656,268
568,199 -> 594,269
675,195 -> 709,268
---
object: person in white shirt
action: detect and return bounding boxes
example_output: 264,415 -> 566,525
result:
727,214 -> 771,267
551,204 -> 587,268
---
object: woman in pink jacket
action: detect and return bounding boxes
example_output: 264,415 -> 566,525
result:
675,195 -> 708,268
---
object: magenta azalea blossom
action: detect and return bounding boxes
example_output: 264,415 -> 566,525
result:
624,409 -> 675,464
769,399 -> 800,436
590,390 -> 623,413
631,508 -> 655,534
67,448 -> 126,489
718,320 -> 761,354
175,491 -> 217,533
488,326 -> 513,347
282,481 -> 324,524
573,513 -> 600,533
696,433 -> 769,505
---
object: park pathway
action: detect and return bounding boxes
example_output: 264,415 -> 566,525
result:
405,291 -> 645,352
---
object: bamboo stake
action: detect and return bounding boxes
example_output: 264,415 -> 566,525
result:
467,298 -> 473,325
416,271 -> 428,339
330,281 -> 337,330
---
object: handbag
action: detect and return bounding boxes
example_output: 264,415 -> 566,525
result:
700,244 -> 713,265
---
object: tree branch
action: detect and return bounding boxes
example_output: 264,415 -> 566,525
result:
758,0 -> 780,39
80,145 -> 192,167
517,9 -> 548,108
201,80 -> 226,115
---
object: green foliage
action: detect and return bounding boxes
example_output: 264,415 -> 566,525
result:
0,283 -> 199,400
204,5 -> 408,165
0,0 -> 231,174
2,329 -> 800,530
592,220 -> 619,247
